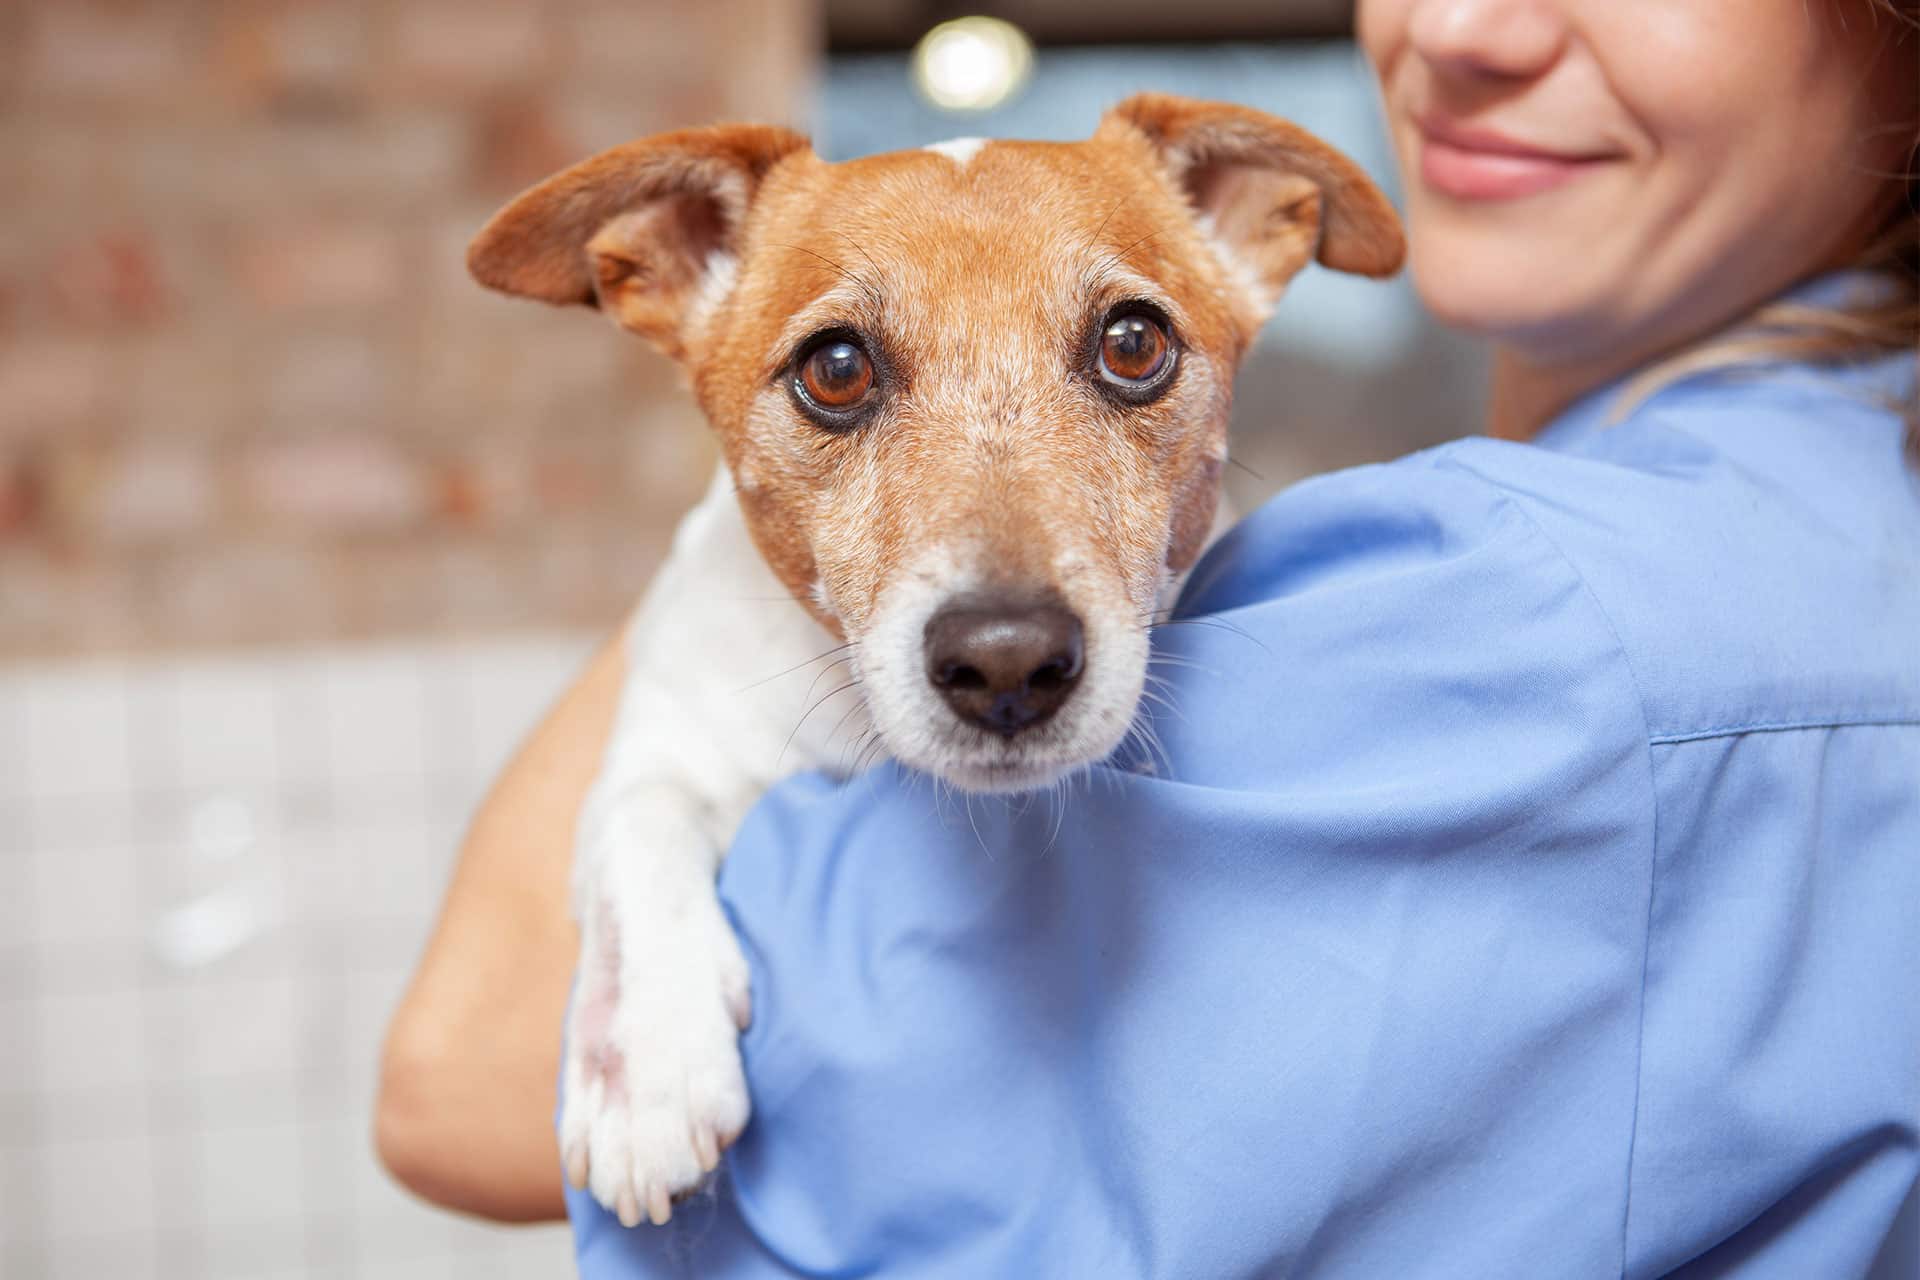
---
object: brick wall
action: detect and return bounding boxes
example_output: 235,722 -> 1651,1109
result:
0,0 -> 819,657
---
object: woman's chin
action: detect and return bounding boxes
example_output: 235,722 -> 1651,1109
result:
1407,238 -> 1610,351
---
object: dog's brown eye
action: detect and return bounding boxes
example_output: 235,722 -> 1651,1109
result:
798,340 -> 873,410
1099,314 -> 1171,384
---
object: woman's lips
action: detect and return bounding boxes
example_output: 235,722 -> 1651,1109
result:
1415,117 -> 1618,201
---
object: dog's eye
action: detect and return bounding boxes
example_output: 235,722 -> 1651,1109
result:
1098,313 -> 1172,385
797,339 -> 874,411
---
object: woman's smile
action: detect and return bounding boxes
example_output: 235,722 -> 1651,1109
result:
1414,113 -> 1621,200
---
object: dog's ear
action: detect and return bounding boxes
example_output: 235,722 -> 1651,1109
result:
1097,94 -> 1404,315
467,124 -> 811,357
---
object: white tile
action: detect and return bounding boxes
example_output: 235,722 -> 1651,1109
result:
120,660 -> 179,791
417,643 -> 471,778
0,949 -> 33,1003
322,649 -> 429,789
34,989 -> 150,1097
293,1113 -> 364,1220
32,1080 -> 148,1135
270,649 -> 336,789
0,803 -> 29,854
0,993 -> 35,1095
42,1235 -> 160,1280
145,970 -> 299,1089
144,848 -> 291,979
343,966 -> 414,1092
0,845 -> 33,954
27,840 -> 142,947
195,1119 -> 307,1231
202,1258 -> 309,1280
149,1231 -> 206,1280
167,662 -> 282,790
0,668 -> 34,806
446,1222 -> 576,1276
350,1148 -> 464,1254
0,1143 -> 38,1252
354,1256 -> 454,1280
360,817 -> 444,924
40,1131 -> 156,1241
288,816 -> 442,930
27,791 -> 133,854
192,1073 -> 300,1134
454,636 -> 592,783
21,663 -> 134,801
0,795 -> 25,848
288,967 -> 350,1085
18,935 -> 146,999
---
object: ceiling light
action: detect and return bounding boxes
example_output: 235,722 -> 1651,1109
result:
911,16 -> 1034,113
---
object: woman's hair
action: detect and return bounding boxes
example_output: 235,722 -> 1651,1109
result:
1614,0 -> 1919,463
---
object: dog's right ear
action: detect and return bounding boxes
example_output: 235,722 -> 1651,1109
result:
467,124 -> 811,358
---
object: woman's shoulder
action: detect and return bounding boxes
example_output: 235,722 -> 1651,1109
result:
1439,355 -> 1919,743
1192,355 -> 1920,749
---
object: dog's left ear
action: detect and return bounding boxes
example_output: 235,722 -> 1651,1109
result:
1097,94 -> 1404,317
467,123 -> 811,357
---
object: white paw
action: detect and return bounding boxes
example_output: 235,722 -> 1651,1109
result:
561,869 -> 753,1227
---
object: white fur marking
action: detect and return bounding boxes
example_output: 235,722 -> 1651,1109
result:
924,137 -> 989,167
1192,212 -> 1278,321
684,253 -> 739,335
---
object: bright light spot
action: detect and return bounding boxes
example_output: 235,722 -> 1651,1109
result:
911,16 -> 1034,113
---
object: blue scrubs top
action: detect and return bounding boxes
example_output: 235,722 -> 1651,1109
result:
569,299 -> 1920,1277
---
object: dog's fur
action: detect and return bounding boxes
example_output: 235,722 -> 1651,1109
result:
469,94 -> 1403,1227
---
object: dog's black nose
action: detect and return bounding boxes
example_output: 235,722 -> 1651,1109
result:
924,600 -> 1085,736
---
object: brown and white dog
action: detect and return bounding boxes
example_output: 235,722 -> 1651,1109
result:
469,94 -> 1403,1227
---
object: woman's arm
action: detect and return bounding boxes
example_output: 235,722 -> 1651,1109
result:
374,637 -> 623,1222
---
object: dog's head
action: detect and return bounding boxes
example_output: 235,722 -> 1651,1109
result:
470,94 -> 1402,792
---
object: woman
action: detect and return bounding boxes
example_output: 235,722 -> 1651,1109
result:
377,0 -> 1920,1273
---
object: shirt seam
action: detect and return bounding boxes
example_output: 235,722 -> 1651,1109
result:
1431,453 -> 1662,1280
1648,714 -> 1920,745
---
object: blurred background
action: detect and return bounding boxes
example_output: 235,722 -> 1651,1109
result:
0,2 -> 1486,1276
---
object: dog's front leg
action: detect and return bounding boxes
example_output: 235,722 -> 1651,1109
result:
561,464 -> 856,1226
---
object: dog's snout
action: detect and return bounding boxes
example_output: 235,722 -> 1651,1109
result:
924,601 -> 1085,736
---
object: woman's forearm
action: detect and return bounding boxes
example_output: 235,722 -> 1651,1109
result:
374,636 -> 624,1222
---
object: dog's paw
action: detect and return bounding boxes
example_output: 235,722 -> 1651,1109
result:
561,876 -> 753,1227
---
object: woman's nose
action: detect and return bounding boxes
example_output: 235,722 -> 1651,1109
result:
1405,0 -> 1569,80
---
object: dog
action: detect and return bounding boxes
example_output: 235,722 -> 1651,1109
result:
468,93 -> 1403,1227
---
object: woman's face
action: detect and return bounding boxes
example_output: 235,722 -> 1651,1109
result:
1359,0 -> 1913,363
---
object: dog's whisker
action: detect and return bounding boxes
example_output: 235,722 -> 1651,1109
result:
832,231 -> 888,297
1121,707 -> 1174,781
735,642 -> 857,694
1224,451 -> 1265,482
1044,772 -> 1073,854
1146,615 -> 1272,655
838,724 -> 874,777
1093,227 -> 1167,279
964,793 -> 994,861
794,653 -> 859,713
825,697 -> 870,755
1135,687 -> 1188,726
777,678 -> 863,769
1140,671 -> 1190,715
1083,195 -> 1129,260
1145,653 -> 1221,680
773,242 -> 882,304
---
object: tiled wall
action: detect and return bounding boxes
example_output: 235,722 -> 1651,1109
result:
0,0 -> 816,658
0,633 -> 599,1278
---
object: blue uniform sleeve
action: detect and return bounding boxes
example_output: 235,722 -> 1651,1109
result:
569,449 -> 1664,1278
